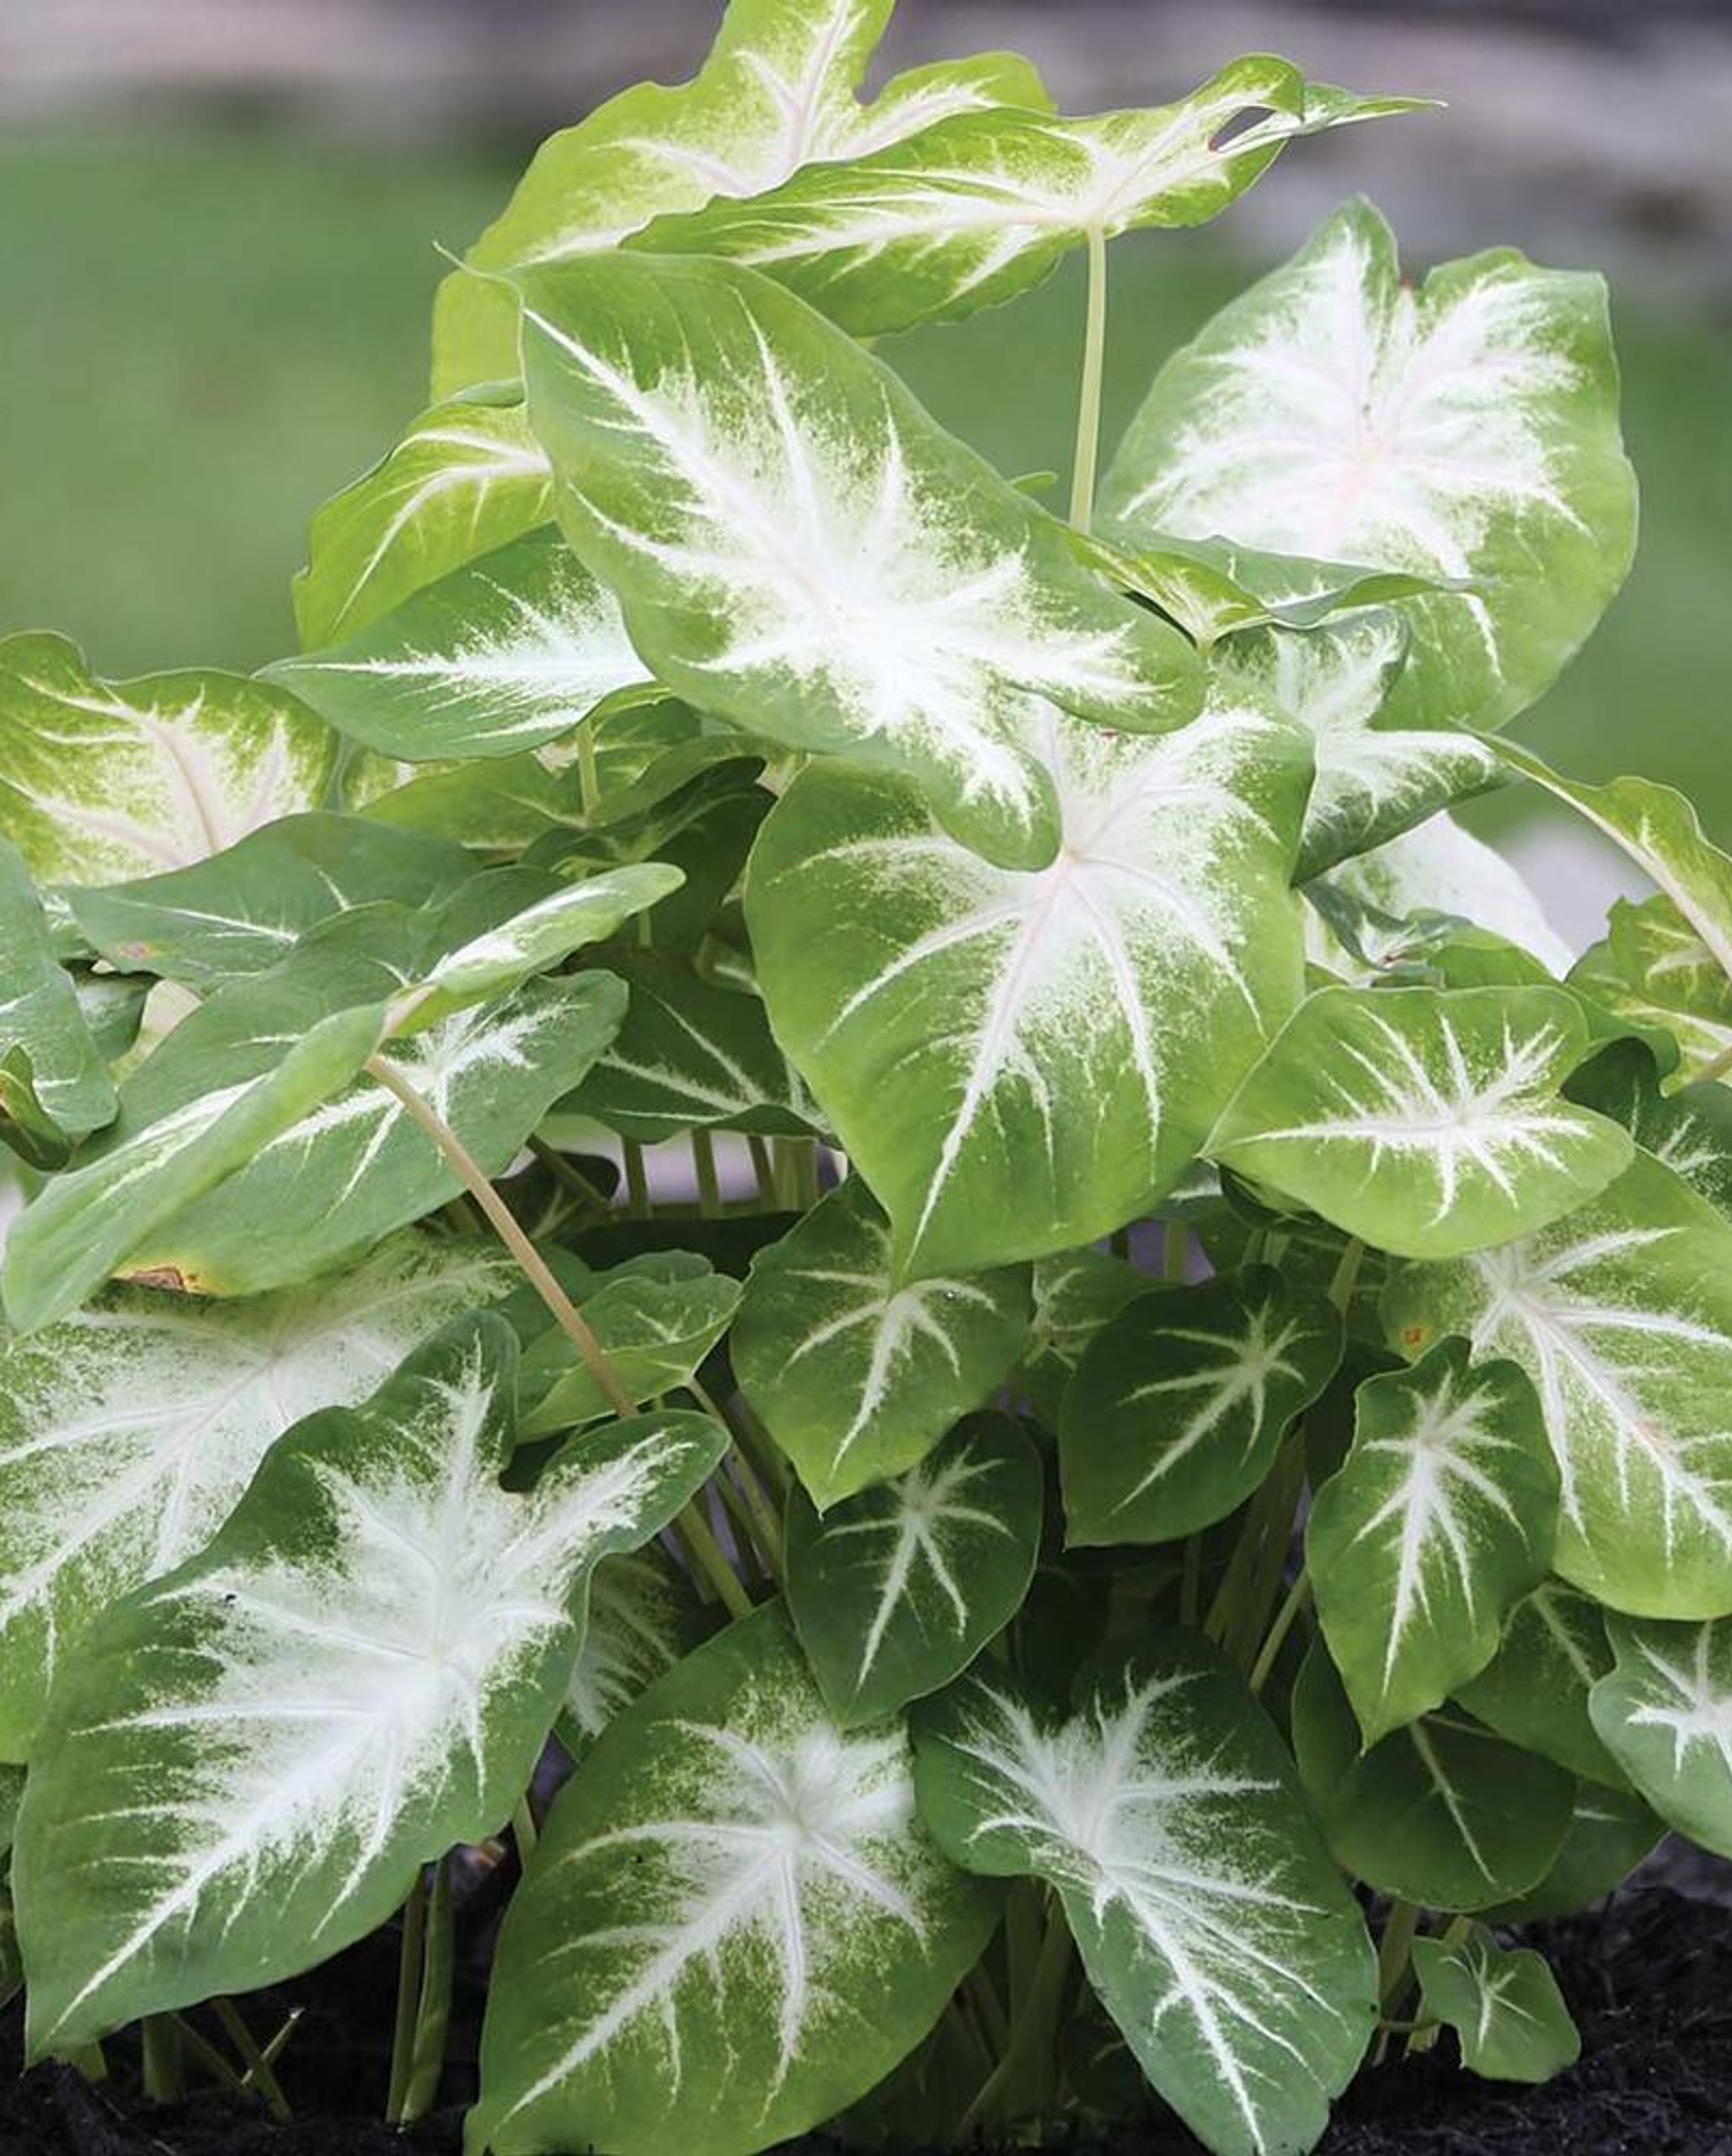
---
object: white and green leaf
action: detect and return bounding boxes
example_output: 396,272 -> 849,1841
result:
560,1546 -> 709,1759
1411,1928 -> 1580,2084
472,1598 -> 997,2156
730,1178 -> 1031,1506
1321,811 -> 1574,979
1453,1578 -> 1628,1786
1565,1035 -> 1732,1220
0,836 -> 115,1165
1589,1613 -> 1732,1859
1571,898 -> 1732,1086
786,1413 -> 1041,1726
747,694 -> 1310,1279
1020,1247 -> 1157,1429
518,1255 -> 743,1434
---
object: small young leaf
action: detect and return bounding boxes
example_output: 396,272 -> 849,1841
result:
1322,811 -> 1574,979
747,695 -> 1309,1279
0,632 -> 337,887
1020,1247 -> 1158,1429
560,1546 -> 709,1759
0,838 -> 115,1162
1385,1150 -> 1732,1617
1590,1614 -> 1732,1859
1453,1578 -> 1628,1786
1209,985 -> 1632,1259
13,1316 -> 727,2053
1102,200 -> 1638,735
1061,1266 -> 1341,1545
517,250 -> 1200,870
473,1598 -> 997,2156
1565,1035 -> 1732,1219
1291,1646 -> 1574,1910
518,1257 -> 742,1433
786,1412 -> 1041,1726
1572,898 -> 1732,1086
0,1231 -> 513,1762
270,528 -> 656,764
1411,1928 -> 1580,2084
730,1178 -> 1031,1507
1307,1341 -> 1558,1745
914,1642 -> 1377,2156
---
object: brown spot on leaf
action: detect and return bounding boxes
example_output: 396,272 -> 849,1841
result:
124,1266 -> 192,1294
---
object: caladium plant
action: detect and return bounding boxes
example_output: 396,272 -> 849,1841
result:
3,3 -> 1718,2150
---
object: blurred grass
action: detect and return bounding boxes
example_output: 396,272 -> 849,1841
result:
1,124 -> 1729,832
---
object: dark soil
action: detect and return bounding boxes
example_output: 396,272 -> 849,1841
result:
5,1874 -> 1732,2154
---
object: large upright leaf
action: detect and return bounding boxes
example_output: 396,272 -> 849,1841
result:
1209,985 -> 1631,1260
1102,200 -> 1638,734
786,1413 -> 1041,1726
748,694 -> 1309,1279
0,1233 -> 512,1762
730,1177 -> 1030,1505
914,1644 -> 1377,2156
0,632 -> 336,886
1589,1614 -> 1732,1858
1411,1929 -> 1580,2084
517,250 -> 1200,869
472,1598 -> 997,2156
1384,1151 -> 1732,1618
293,389 -> 553,648
1307,1341 -> 1557,1745
434,0 -> 1048,391
636,59 -> 1423,335
0,836 -> 115,1164
1060,1266 -> 1340,1546
270,529 -> 655,764
15,1317 -> 726,2052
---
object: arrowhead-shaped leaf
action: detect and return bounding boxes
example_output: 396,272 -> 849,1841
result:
1209,985 -> 1632,1259
13,1316 -> 726,2052
1384,1151 -> 1732,1617
560,1546 -> 708,1759
914,1643 -> 1377,2156
1102,200 -> 1638,734
1590,1614 -> 1732,1858
0,1232 -> 513,1761
1061,1266 -> 1340,1545
730,1177 -> 1031,1506
1453,1578 -> 1628,1786
270,528 -> 656,764
516,250 -> 1201,869
293,388 -> 553,648
635,59 -> 1424,335
1307,1341 -> 1557,1744
747,695 -> 1310,1278
0,838 -> 115,1164
0,632 -> 336,887
1291,1646 -> 1574,1910
787,1412 -> 1041,1725
472,1598 -> 997,2156
1411,1928 -> 1579,2084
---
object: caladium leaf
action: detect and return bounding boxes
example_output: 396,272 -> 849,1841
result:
786,1413 -> 1041,1726
1101,200 -> 1638,735
1571,898 -> 1732,1085
434,0 -> 1050,392
14,1316 -> 727,2052
472,1598 -> 997,2156
1306,1341 -> 1557,1745
635,58 -> 1424,336
560,1547 -> 709,1760
293,387 -> 553,648
1589,1614 -> 1732,1858
1478,1781 -> 1661,1923
1060,1266 -> 1340,1546
1020,1247 -> 1157,1428
1322,811 -> 1574,979
1209,985 -> 1632,1260
1453,1578 -> 1628,1787
0,1233 -> 512,1762
747,695 -> 1310,1280
1291,1647 -> 1574,1910
1411,1929 -> 1580,2084
560,949 -> 820,1145
0,837 -> 115,1164
730,1177 -> 1031,1507
0,632 -> 337,888
518,1258 -> 743,1434
1566,1036 -> 1732,1219
270,529 -> 656,765
914,1643 -> 1377,2156
1384,1151 -> 1732,1618
516,250 -> 1201,870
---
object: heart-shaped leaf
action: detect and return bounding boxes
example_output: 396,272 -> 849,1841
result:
517,250 -> 1200,869
1411,1929 -> 1579,2084
0,838 -> 115,1165
1307,1341 -> 1557,1744
1020,1247 -> 1158,1428
1453,1578 -> 1628,1787
914,1643 -> 1377,2156
473,1598 -> 997,2156
787,1412 -> 1041,1726
1210,985 -> 1632,1259
1590,1614 -> 1732,1858
14,1316 -> 726,2053
730,1178 -> 1031,1506
747,695 -> 1309,1279
1061,1266 -> 1341,1545
1572,898 -> 1732,1085
1102,200 -> 1638,734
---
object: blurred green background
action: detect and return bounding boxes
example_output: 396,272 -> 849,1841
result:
2,71 -> 1729,872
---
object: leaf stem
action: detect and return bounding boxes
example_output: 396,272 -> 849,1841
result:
140,2014 -> 184,2105
577,723 -> 601,821
528,1135 -> 615,1214
1248,1566 -> 1312,1694
1328,1235 -> 1367,1313
691,1129 -> 722,1218
1069,225 -> 1109,533
1694,1037 -> 1732,1086
676,1497 -> 753,1620
962,1900 -> 1074,2131
386,1870 -> 429,2121
397,1854 -> 456,2125
211,2000 -> 292,2123
512,1793 -> 539,1866
623,1138 -> 652,1219
1163,1219 -> 1189,1282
